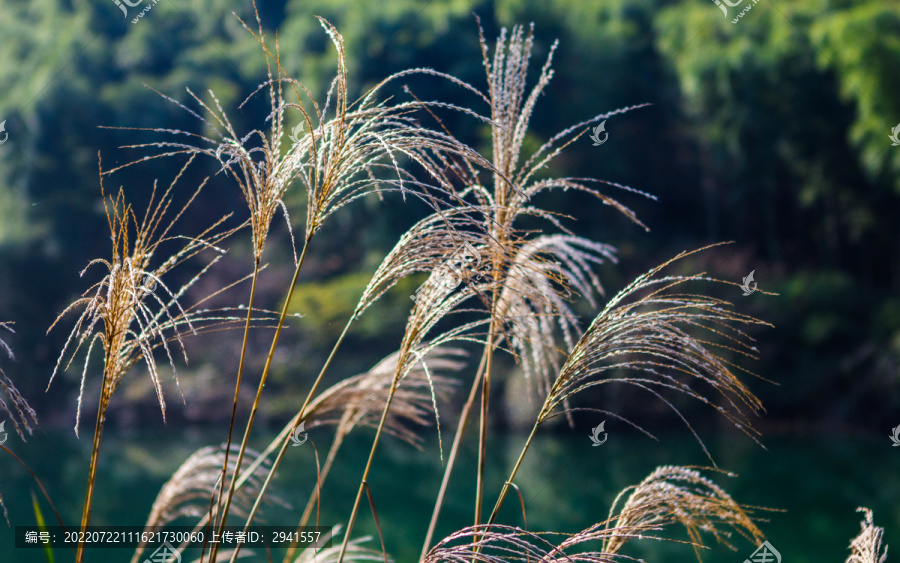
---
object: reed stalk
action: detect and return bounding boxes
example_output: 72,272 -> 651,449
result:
484,422 -> 538,528
209,236 -> 311,561
419,346 -> 489,560
210,257 -> 261,530
228,320 -> 353,562
473,263 -> 503,533
282,430 -> 343,562
335,383 -> 398,563
75,370 -> 110,563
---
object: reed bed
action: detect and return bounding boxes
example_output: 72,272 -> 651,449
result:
2,6 -> 888,563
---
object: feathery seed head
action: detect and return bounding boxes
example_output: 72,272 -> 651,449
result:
48,156 -> 240,434
846,508 -> 888,563
0,322 -> 38,442
537,246 -> 770,463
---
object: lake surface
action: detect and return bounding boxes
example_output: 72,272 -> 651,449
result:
1,423 -> 898,562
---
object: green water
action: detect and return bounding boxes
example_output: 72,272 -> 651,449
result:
2,424 -> 898,562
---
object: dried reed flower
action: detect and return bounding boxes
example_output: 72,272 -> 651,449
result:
146,445 -> 282,529
473,21 -> 652,228
418,18 -> 655,551
847,508 -> 888,563
48,156 -> 245,563
486,246 -> 771,527
601,466 -> 764,558
294,527 -> 386,563
131,445 -> 282,563
495,235 -> 617,404
535,246 -> 769,452
354,210 -> 491,318
281,20 -> 489,240
0,322 -> 40,526
0,322 -> 38,441
304,347 -> 464,447
427,466 -> 764,563
423,523 -> 623,563
48,156 -> 240,432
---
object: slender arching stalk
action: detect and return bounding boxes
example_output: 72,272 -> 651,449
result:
208,257 -> 261,533
228,319 -> 354,562
208,236 -> 312,561
419,345 -> 489,560
75,366 -> 111,563
52,163 -> 235,563
282,429 -> 344,563
474,301 -> 501,531
336,377 -> 401,563
474,205 -> 510,535
335,275 -> 490,563
485,421 -> 539,529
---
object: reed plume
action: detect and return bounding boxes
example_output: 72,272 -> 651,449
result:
425,524 -> 631,563
353,210 -> 491,317
494,235 -> 617,403
119,14 -> 495,556
0,322 -> 38,442
229,345 -> 465,563
466,19 -> 651,531
276,347 -> 464,562
0,321 -> 40,526
846,508 -> 888,563
293,527 -> 385,563
416,18 -> 654,551
601,466 -> 764,558
486,246 -> 771,527
48,155 -> 240,563
131,445 -> 282,563
425,466 -> 763,563
302,347 -> 463,446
